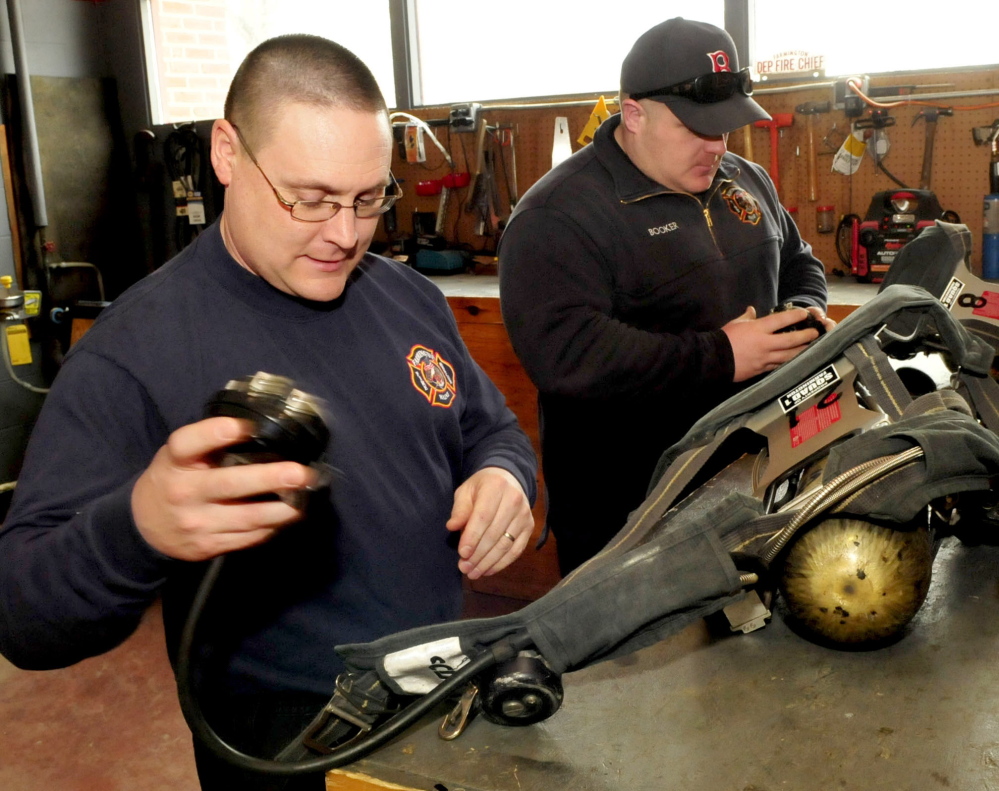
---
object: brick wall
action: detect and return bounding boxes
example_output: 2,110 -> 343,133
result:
150,0 -> 231,123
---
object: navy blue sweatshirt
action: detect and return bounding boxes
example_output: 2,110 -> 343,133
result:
0,221 -> 536,694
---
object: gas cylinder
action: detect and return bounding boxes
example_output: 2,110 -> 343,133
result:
983,194 -> 999,279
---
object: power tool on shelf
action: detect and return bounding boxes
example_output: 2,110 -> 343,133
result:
850,188 -> 948,282
839,109 -> 959,283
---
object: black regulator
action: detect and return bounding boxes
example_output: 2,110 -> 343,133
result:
204,372 -> 331,505
178,372 -> 558,776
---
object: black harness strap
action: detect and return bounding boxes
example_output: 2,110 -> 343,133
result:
844,336 -> 913,421
560,424 -> 743,586
960,371 -> 999,435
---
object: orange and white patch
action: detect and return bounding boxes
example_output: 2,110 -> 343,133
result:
722,185 -> 762,226
407,345 -> 457,408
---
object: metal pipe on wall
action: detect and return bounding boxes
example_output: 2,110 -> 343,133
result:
5,0 -> 47,228
473,83 -> 999,113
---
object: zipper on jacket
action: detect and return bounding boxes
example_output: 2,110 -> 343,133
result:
622,174 -> 735,253
698,176 -> 734,251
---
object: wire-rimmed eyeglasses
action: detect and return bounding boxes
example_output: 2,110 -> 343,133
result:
231,124 -> 402,222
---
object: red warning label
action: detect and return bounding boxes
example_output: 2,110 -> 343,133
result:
972,291 -> 999,320
790,395 -> 842,448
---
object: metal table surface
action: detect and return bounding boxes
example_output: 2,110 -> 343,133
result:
332,539 -> 999,791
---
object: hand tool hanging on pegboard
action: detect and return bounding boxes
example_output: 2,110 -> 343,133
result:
753,113 -> 793,201
854,109 -> 902,187
496,125 -> 518,213
912,108 -> 953,191
742,125 -> 754,163
794,101 -> 831,202
433,182 -> 450,239
464,118 -> 499,238
487,131 -> 504,230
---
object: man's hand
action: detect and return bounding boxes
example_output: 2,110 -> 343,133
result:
131,416 -> 319,561
722,306 -> 822,382
446,467 -> 534,580
804,305 -> 837,334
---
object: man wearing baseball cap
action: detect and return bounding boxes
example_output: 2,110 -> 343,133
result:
499,18 -> 832,574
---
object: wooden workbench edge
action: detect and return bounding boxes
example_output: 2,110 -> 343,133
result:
326,767 -> 421,791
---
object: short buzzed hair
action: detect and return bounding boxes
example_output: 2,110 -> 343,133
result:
224,34 -> 388,147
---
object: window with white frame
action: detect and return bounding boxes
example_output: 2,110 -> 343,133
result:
752,1 -> 999,82
139,0 -> 999,125
140,0 -> 723,121
411,1 -> 725,106
140,0 -> 395,124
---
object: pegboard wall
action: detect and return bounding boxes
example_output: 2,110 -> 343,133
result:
385,66 -> 999,277
382,99 -> 605,259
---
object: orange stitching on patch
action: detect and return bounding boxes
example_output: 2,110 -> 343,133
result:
406,344 -> 457,408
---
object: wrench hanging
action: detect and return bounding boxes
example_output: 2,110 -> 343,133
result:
912,108 -> 953,191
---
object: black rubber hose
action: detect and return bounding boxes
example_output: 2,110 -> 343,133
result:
874,158 -> 909,189
175,555 -> 534,776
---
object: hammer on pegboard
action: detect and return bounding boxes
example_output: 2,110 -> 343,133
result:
754,113 -> 793,199
795,101 -> 831,202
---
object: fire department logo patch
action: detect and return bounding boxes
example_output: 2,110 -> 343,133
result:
407,345 -> 457,408
722,185 -> 762,226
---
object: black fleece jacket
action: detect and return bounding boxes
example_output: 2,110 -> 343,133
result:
498,114 -> 826,568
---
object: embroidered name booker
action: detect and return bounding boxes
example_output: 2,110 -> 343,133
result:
648,222 -> 679,236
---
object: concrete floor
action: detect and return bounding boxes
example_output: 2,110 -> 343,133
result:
0,589 -> 524,790
0,601 -> 200,790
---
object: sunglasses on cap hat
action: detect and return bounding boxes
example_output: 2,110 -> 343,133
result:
630,67 -> 753,104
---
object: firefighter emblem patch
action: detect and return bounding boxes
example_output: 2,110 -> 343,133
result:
407,345 -> 457,408
722,185 -> 762,226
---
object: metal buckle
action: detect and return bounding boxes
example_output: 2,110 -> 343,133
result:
439,683 -> 479,741
301,702 -> 372,755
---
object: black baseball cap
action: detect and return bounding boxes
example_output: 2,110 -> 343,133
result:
620,18 -> 770,136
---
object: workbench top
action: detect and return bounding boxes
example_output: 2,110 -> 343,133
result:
429,272 -> 879,307
329,540 -> 999,791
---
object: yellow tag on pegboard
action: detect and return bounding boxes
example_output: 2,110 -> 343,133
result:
22,290 -> 41,317
577,95 -> 612,147
5,323 -> 31,365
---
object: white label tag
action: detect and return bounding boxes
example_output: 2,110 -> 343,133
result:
187,191 -> 206,225
778,364 -> 840,413
382,637 -> 469,694
941,277 -> 964,310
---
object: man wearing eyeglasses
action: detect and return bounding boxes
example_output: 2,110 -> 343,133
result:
499,18 -> 831,575
0,35 -> 536,790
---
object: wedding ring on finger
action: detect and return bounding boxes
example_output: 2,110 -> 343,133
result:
503,531 -> 516,542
